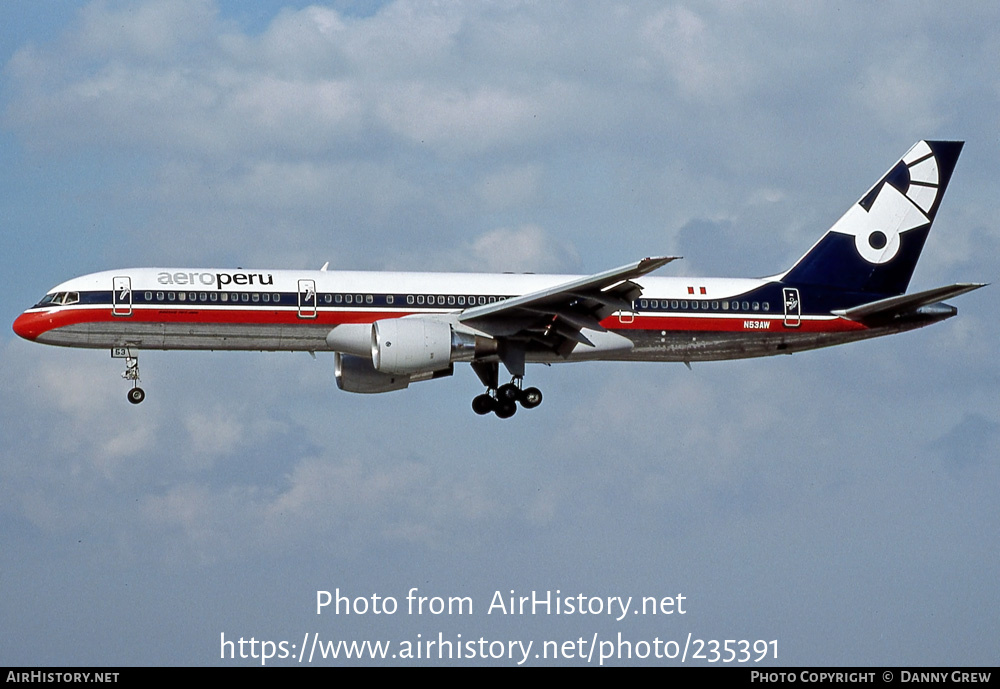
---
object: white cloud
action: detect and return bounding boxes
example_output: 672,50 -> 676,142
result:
387,223 -> 581,273
74,0 -> 220,61
475,164 -> 543,209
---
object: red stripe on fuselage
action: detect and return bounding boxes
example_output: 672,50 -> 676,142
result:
14,306 -> 414,336
14,304 -> 868,342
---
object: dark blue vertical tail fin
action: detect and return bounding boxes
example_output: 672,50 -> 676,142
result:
781,140 -> 963,296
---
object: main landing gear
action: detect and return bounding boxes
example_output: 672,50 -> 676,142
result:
471,377 -> 543,419
121,351 -> 145,404
470,350 -> 542,419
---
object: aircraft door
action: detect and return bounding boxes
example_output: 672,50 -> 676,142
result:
618,301 -> 636,325
112,276 -> 133,316
783,287 -> 801,328
298,279 -> 317,319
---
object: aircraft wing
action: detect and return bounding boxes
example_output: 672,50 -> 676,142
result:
459,256 -> 678,356
832,283 -> 987,323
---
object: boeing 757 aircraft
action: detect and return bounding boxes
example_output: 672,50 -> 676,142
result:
13,141 -> 984,417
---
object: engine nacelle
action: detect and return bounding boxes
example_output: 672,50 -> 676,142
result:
371,318 -> 485,375
335,352 -> 454,394
335,352 -> 410,393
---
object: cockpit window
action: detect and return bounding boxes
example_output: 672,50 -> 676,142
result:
34,292 -> 80,308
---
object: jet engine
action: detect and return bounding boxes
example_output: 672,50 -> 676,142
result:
335,352 -> 455,394
371,318 -> 493,375
335,352 -> 411,393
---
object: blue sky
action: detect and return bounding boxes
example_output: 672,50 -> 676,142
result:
2,1 -> 997,666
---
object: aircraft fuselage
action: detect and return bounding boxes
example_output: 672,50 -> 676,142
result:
13,267 -> 947,362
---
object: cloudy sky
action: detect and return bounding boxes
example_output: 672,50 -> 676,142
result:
2,1 -> 997,666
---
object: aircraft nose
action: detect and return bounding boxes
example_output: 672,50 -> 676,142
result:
12,311 -> 42,341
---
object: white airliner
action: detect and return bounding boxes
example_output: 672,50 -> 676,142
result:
13,140 -> 984,417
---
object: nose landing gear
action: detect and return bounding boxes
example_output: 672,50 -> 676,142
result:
118,349 -> 145,404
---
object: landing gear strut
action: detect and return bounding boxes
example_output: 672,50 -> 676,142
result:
121,352 -> 145,404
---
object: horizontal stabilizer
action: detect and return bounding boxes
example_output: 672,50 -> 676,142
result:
833,283 -> 986,322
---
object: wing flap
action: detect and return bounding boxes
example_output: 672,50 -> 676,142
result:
520,306 -> 608,333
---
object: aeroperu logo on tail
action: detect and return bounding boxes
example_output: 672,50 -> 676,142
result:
781,140 -> 963,297
853,141 -> 940,265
